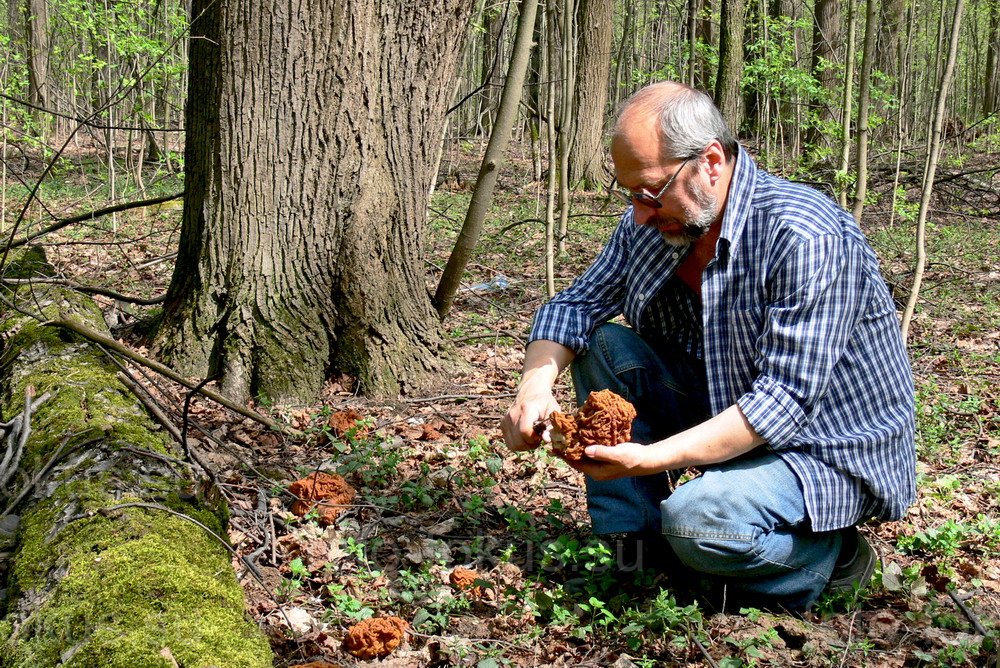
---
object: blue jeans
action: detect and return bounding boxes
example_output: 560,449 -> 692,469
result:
571,323 -> 841,609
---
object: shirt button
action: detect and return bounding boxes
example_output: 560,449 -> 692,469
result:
672,252 -> 680,259
637,292 -> 645,301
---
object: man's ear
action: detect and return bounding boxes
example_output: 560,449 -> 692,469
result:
703,140 -> 727,184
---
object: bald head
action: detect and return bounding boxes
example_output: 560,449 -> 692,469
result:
613,82 -> 738,161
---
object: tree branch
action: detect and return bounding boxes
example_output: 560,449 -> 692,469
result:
44,316 -> 300,437
7,192 -> 183,250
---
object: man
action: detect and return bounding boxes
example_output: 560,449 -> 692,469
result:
501,82 -> 915,611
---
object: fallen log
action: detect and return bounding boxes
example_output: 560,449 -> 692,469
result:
0,247 -> 271,667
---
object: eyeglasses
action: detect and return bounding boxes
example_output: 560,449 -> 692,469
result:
610,156 -> 693,209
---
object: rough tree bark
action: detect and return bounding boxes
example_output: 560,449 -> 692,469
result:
0,248 -> 269,667
567,0 -> 614,190
156,0 -> 475,403
715,0 -> 747,132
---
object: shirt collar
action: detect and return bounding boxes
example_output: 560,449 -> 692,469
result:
718,145 -> 757,254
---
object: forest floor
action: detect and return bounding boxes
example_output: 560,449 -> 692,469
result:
3,143 -> 999,667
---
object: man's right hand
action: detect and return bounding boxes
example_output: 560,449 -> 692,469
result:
501,339 -> 575,452
501,389 -> 561,451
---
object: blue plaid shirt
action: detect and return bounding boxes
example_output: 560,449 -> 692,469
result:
530,147 -> 916,532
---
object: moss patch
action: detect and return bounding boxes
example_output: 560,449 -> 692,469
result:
3,501 -> 269,668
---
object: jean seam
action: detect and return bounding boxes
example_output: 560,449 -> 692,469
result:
594,324 -> 697,400
662,528 -> 754,541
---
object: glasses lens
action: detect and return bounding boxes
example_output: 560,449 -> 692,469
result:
611,189 -> 632,205
632,193 -> 662,209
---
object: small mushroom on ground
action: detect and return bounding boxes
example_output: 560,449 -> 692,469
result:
343,616 -> 408,659
449,566 -> 485,597
288,472 -> 356,525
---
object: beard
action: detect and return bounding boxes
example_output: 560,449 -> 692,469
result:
658,176 -> 719,246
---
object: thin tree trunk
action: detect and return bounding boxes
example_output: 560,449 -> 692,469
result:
433,0 -> 540,318
687,0 -> 698,86
696,0 -> 713,90
850,0 -> 877,223
544,7 -> 557,297
986,1 -> 999,116
837,0 -> 858,208
22,0 -> 49,135
556,0 -> 575,254
806,0 -> 840,159
901,0 -> 965,341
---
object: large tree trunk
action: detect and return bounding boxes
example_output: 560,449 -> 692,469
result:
157,0 -> 474,403
715,0 -> 747,132
567,0 -> 614,190
0,248 -> 270,667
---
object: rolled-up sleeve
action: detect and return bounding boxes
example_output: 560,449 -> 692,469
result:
528,217 -> 632,353
737,232 -> 867,448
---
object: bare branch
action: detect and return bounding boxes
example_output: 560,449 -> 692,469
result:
7,192 -> 183,250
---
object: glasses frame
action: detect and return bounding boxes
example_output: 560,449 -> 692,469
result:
611,156 -> 693,209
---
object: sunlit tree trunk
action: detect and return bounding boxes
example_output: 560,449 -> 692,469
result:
837,0 -> 858,208
715,0 -> 747,131
568,0 -> 613,190
850,0 -> 877,223
434,0 -> 539,318
901,0 -> 965,341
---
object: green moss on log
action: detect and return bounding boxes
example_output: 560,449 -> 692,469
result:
4,497 -> 269,668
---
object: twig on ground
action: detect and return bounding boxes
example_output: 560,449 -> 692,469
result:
402,392 -> 517,404
839,608 -> 861,668
1,434 -> 93,517
688,627 -> 720,668
46,316 -> 298,436
948,589 -> 989,636
241,487 -> 273,568
453,330 -> 524,342
111,360 -> 217,489
7,192 -> 184,250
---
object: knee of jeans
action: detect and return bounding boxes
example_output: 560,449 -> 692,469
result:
661,485 -> 760,575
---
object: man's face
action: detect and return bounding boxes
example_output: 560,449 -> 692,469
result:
610,117 -> 720,246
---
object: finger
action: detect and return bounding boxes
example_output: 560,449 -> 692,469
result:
583,444 -> 614,461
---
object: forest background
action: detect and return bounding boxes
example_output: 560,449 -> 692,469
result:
0,0 -> 998,665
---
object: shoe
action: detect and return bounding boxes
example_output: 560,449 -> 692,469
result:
826,527 -> 877,594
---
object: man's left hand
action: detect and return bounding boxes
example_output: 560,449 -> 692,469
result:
569,443 -> 662,480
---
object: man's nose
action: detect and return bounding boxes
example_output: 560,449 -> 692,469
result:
631,203 -> 656,227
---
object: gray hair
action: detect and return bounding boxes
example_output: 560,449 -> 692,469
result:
615,82 -> 738,161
